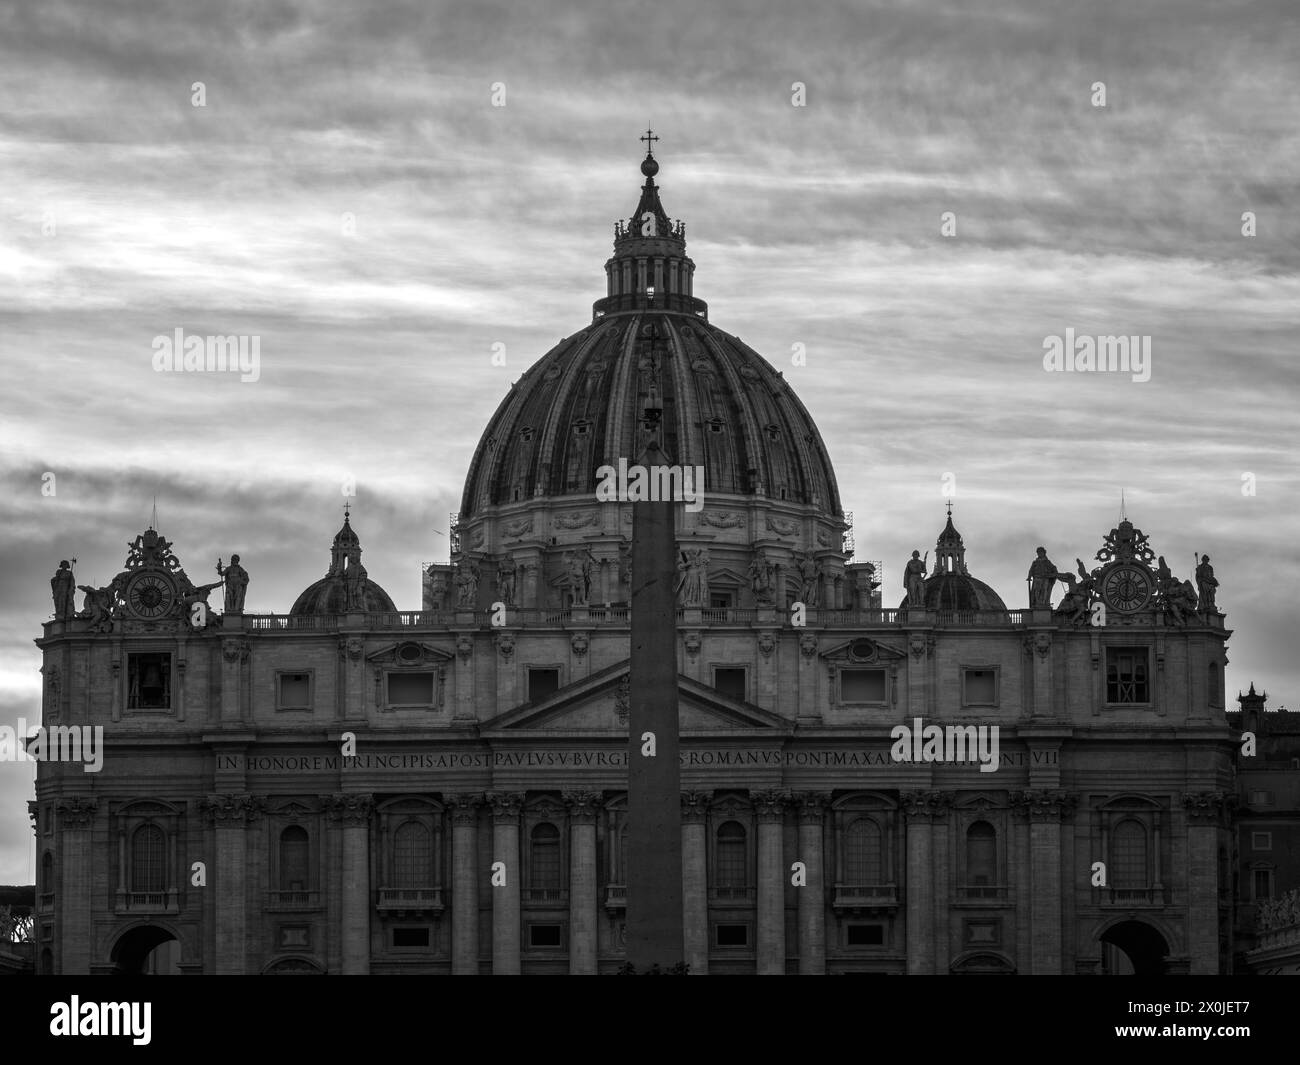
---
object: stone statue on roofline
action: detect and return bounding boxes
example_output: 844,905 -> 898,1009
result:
904,550 -> 927,607
1026,546 -> 1057,608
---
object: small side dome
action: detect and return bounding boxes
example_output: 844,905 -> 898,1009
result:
900,573 -> 1008,613
898,506 -> 1008,613
290,511 -> 398,616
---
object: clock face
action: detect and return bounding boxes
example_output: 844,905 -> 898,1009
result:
125,572 -> 176,619
1101,564 -> 1153,613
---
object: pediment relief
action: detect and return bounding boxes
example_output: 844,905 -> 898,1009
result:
479,663 -> 792,735
365,641 -> 454,667
820,637 -> 907,665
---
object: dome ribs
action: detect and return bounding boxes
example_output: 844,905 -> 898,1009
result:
534,328 -> 607,499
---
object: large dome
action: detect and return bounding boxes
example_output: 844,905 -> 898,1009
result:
460,314 -> 842,518
459,143 -> 841,523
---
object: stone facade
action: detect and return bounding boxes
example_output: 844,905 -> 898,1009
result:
29,143 -> 1240,975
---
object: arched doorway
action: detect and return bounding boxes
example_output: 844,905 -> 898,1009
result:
1100,920 -> 1169,975
110,925 -> 181,975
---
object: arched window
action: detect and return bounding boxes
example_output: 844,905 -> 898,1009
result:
41,852 -> 53,896
131,825 -> 165,893
966,822 -> 997,889
279,826 -> 310,892
393,822 -> 433,889
843,818 -> 882,886
1111,820 -> 1147,890
716,821 -> 747,890
41,948 -> 53,976
530,823 -> 561,892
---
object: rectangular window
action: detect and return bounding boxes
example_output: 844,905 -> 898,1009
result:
713,667 -> 746,701
1249,791 -> 1274,807
1253,869 -> 1273,901
528,923 -> 563,948
841,669 -> 886,704
709,591 -> 735,610
846,924 -> 884,946
392,927 -> 431,948
528,669 -> 560,704
277,672 -> 312,710
388,672 -> 434,706
127,653 -> 171,710
962,668 -> 997,706
1251,831 -> 1272,851
1106,648 -> 1149,703
715,923 -> 749,947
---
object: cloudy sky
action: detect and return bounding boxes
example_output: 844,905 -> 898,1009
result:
1,0 -> 1297,882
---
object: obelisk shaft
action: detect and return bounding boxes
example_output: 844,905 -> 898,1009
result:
626,487 -> 684,969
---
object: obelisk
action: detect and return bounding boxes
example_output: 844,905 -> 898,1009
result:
625,336 -> 684,969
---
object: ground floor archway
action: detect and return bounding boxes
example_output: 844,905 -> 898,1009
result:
1100,919 -> 1169,975
109,924 -> 181,975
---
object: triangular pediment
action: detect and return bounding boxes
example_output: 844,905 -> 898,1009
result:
820,636 -> 906,664
479,661 -> 792,734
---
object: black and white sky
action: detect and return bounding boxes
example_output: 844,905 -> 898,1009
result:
1,0 -> 1297,882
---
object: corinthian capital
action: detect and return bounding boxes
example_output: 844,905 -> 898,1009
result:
750,788 -> 790,821
201,793 -> 266,824
900,790 -> 953,822
680,790 -> 713,823
56,797 -> 97,828
446,793 -> 484,826
486,791 -> 525,822
321,793 -> 374,824
1010,789 -> 1077,822
563,789 -> 603,824
1182,791 -> 1233,825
